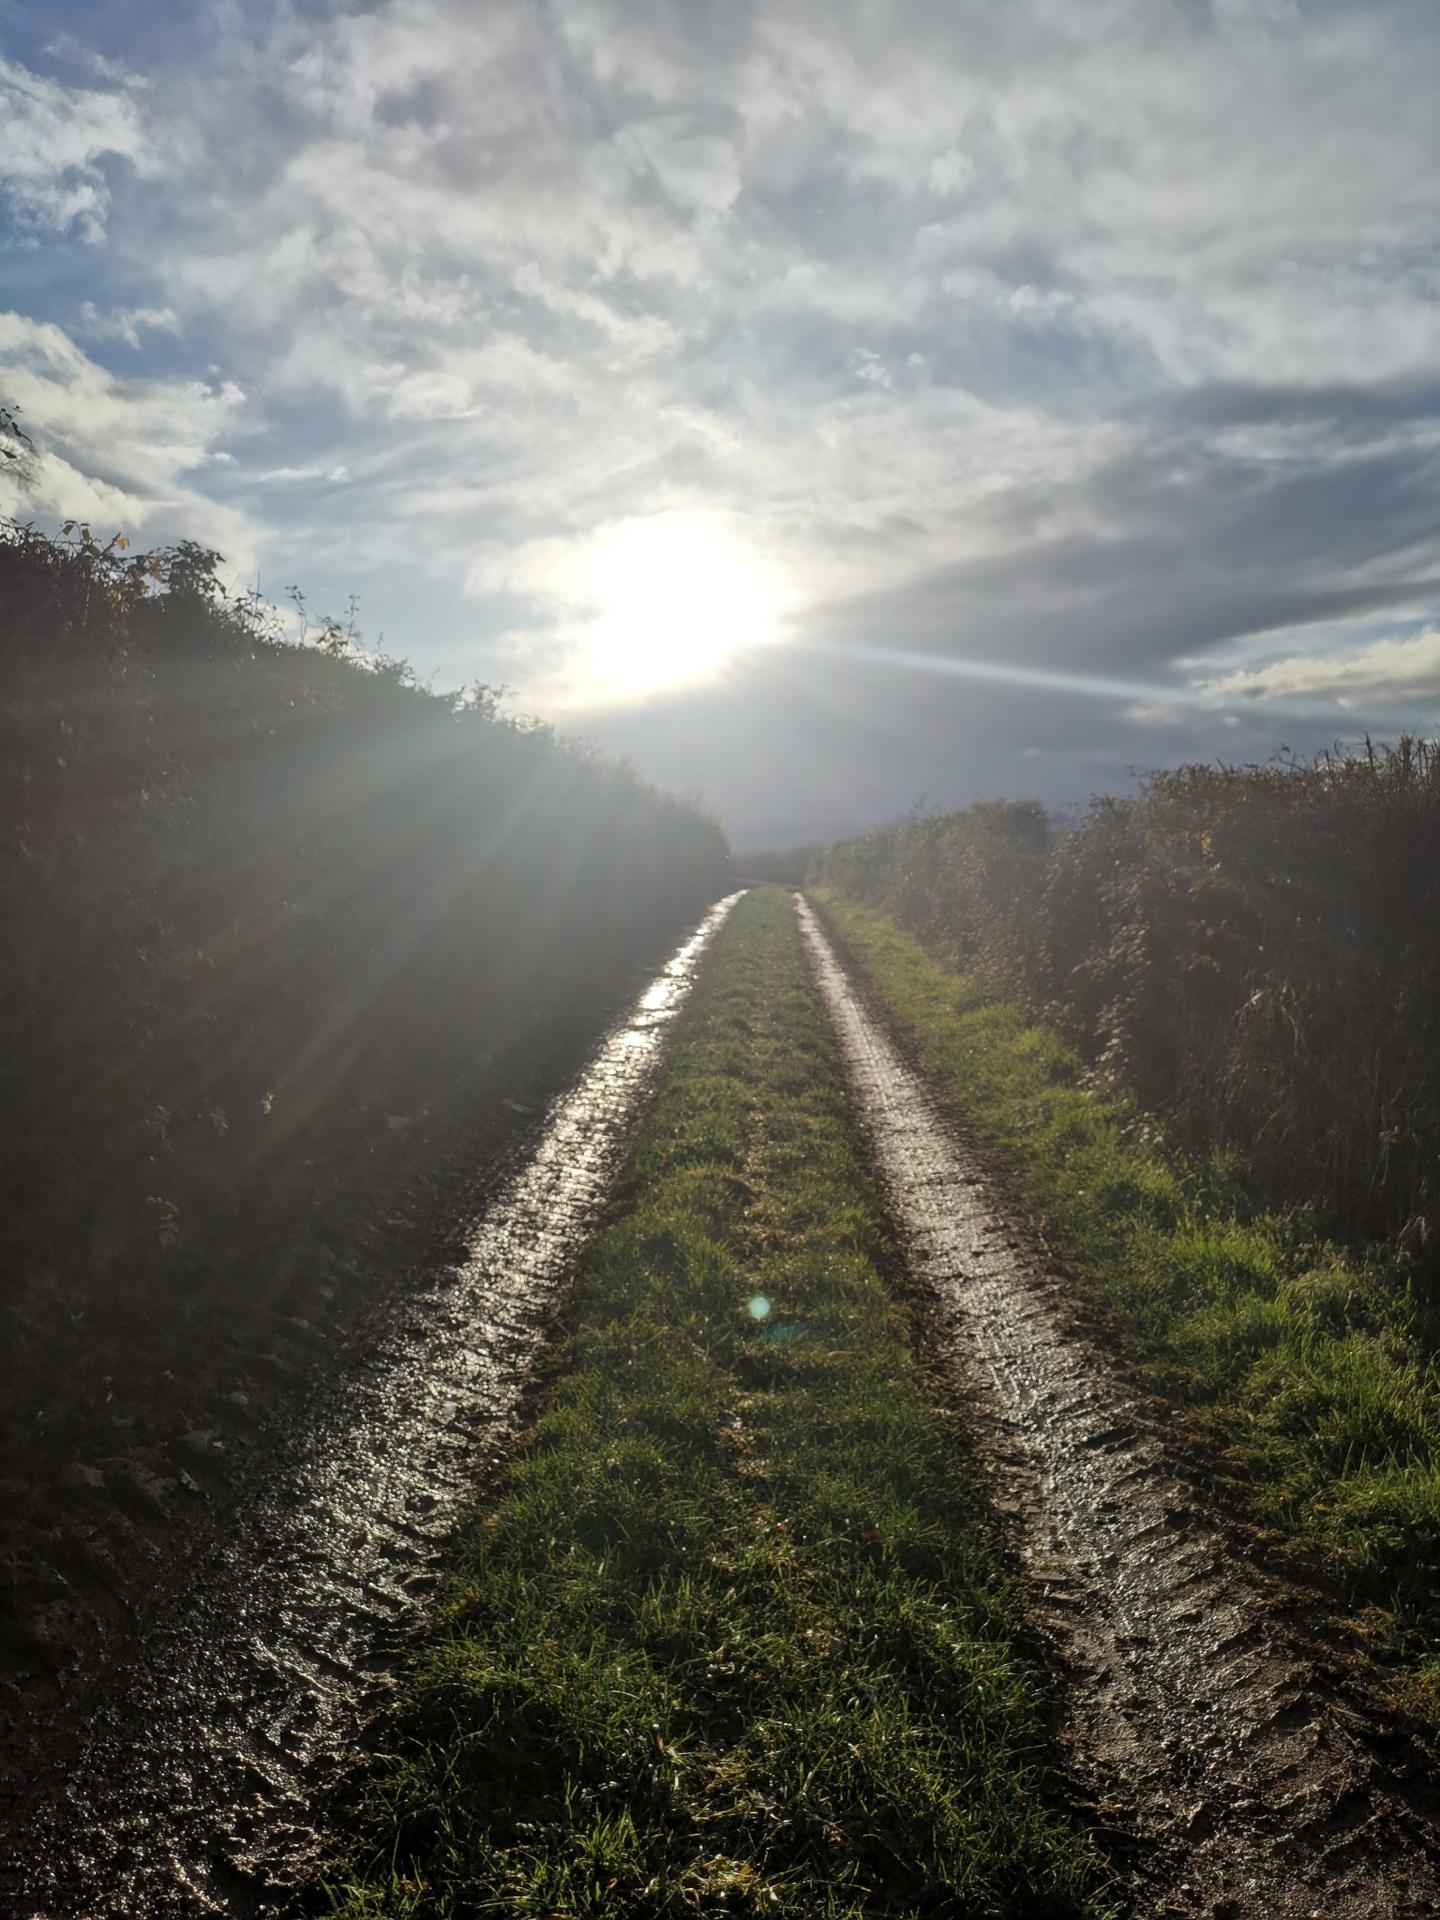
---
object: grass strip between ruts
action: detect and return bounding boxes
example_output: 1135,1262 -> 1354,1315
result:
326,886 -> 1113,1919
810,888 -> 1440,1729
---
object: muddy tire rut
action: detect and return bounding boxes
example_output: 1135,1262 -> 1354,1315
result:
0,897 -> 739,1919
798,895 -> 1440,1920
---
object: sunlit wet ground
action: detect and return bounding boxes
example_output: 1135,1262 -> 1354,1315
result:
797,894 -> 1440,1920
3,896 -> 741,1919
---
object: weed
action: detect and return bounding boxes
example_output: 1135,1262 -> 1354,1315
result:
326,890 -> 1113,1918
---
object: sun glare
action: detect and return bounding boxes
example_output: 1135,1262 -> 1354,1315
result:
572,514 -> 776,701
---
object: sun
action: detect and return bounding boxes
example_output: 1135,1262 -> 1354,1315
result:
570,512 -> 776,701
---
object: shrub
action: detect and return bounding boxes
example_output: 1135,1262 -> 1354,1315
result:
812,745 -> 1440,1261
0,521 -> 728,1305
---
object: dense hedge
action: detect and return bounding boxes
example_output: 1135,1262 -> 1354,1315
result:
1,522 -> 727,1305
811,745 -> 1440,1258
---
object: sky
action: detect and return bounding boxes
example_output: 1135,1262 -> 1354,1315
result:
2,0 -> 1439,847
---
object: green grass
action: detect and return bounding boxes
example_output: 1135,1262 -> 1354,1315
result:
811,889 -> 1440,1723
325,888 -> 1113,1919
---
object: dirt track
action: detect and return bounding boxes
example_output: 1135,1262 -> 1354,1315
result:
0,896 -> 739,1919
8,889 -> 1439,1916
797,893 -> 1440,1919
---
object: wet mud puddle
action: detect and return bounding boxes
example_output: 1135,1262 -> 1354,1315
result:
4,895 -> 740,1919
797,896 -> 1439,1920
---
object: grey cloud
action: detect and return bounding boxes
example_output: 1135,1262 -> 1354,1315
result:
1161,378 -> 1440,431
804,402 -> 1440,686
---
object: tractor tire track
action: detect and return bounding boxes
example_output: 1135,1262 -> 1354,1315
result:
797,894 -> 1440,1920
1,894 -> 740,1920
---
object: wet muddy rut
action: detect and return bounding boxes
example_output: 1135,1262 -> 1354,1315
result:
1,897 -> 740,1919
798,895 -> 1440,1920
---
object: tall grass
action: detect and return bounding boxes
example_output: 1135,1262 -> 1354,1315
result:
812,746 -> 1440,1264
810,893 -> 1440,1723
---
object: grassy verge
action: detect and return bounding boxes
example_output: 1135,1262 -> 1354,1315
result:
811,889 -> 1440,1724
326,888 -> 1113,1919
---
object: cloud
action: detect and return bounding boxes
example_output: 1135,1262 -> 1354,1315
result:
76,301 -> 179,350
800,397 -> 1440,686
252,463 -> 351,486
1198,629 -> 1440,708
4,5 -> 1440,838
847,347 -> 891,388
0,310 -> 258,573
0,51 -> 152,240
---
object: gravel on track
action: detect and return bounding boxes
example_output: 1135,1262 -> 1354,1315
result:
798,893 -> 1440,1920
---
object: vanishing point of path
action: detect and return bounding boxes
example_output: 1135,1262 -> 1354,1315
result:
798,893 -> 1440,1920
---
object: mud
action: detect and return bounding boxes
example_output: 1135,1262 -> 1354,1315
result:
1,954 -> 688,1711
797,895 -> 1440,1920
0,894 -> 739,1919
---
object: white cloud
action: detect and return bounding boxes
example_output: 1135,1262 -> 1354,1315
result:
0,310 -> 259,573
847,347 -> 891,388
77,301 -> 180,350
253,463 -> 351,486
1197,630 -> 1440,708
0,52 -> 152,240
99,2 -> 1440,527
